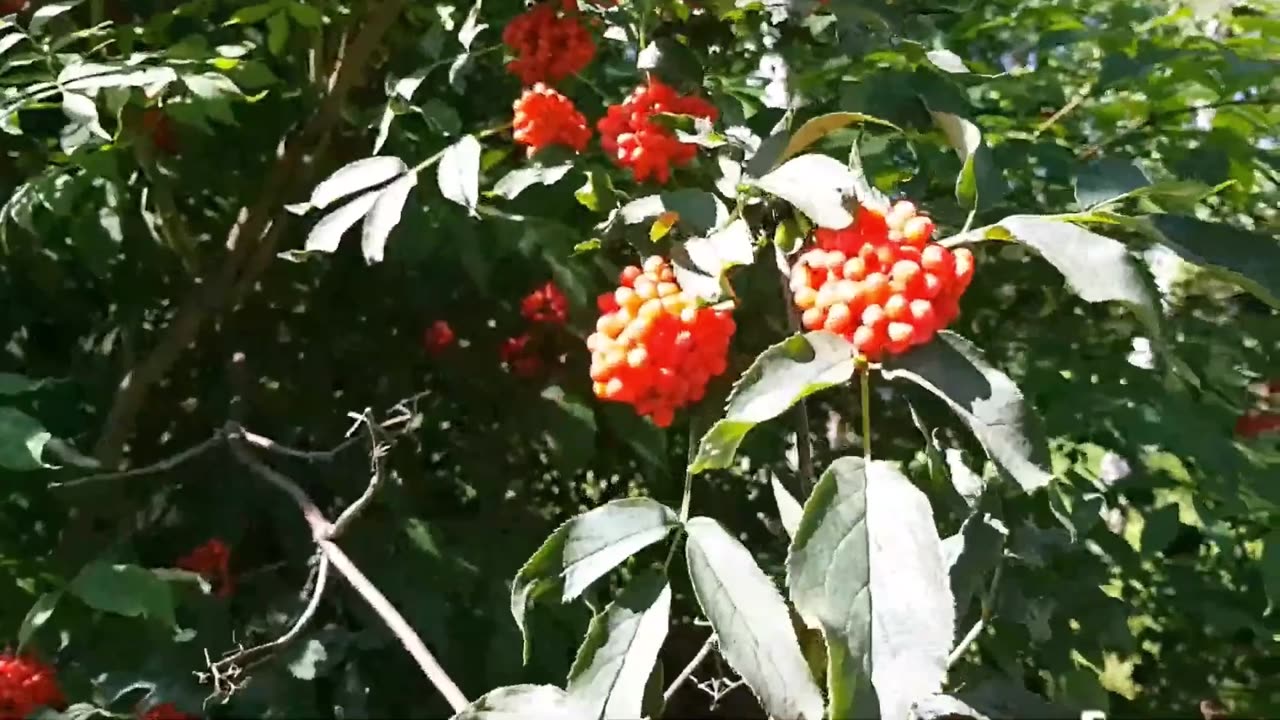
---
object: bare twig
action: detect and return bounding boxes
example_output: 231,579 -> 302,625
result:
331,414 -> 386,537
237,428 -> 365,463
50,433 -> 225,489
1033,82 -> 1092,138
664,633 -> 717,703
946,559 -> 1004,668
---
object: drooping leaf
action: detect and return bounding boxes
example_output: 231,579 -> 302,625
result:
926,109 -> 1003,210
309,156 -> 408,210
770,475 -> 804,540
883,332 -> 1053,492
566,571 -> 671,720
17,591 -> 61,651
620,190 -> 729,235
450,685 -> 589,720
691,332 -> 855,473
304,190 -> 380,254
361,174 -> 417,264
511,499 -> 679,661
754,154 -> 858,229
773,112 -> 900,169
1143,214 -> 1280,308
492,163 -> 574,200
438,134 -> 482,214
69,562 -> 176,628
685,516 -> 825,720
994,216 -> 1158,328
1074,158 -> 1150,209
0,372 -> 44,395
0,407 -> 51,471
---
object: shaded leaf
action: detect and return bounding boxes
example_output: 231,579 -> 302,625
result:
691,332 -> 855,473
304,190 -> 380,253
774,112 -> 900,169
567,571 -> 671,720
511,499 -> 679,661
620,190 -> 728,235
0,407 -> 51,471
672,218 -> 756,302
0,373 -> 44,395
492,163 -> 573,200
1144,214 -> 1280,308
685,516 -> 824,720
884,332 -> 1053,492
17,591 -> 61,651
755,154 -> 858,229
450,685 -> 589,720
29,0 -> 83,34
911,694 -> 991,720
438,135 -> 482,214
943,512 -> 1006,619
927,110 -> 1003,210
771,475 -> 803,540
361,174 -> 417,264
1074,158 -> 1150,209
309,156 -> 408,210
69,562 -> 176,627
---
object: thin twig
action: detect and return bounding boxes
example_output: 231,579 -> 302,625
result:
237,428 -> 365,463
1033,82 -> 1092,138
664,633 -> 717,703
946,559 -> 1004,668
50,433 -> 224,489
331,414 -> 385,537
1078,95 -> 1279,159
774,244 -> 815,497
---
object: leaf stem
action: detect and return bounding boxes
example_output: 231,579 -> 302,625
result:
859,359 -> 872,461
774,245 -> 815,497
663,426 -> 698,570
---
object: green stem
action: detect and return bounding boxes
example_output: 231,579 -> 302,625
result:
410,123 -> 510,175
662,426 -> 698,571
859,360 -> 872,461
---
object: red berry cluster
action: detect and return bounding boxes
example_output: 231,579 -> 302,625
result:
423,320 -> 456,357
513,84 -> 592,156
521,281 -> 569,325
0,653 -> 64,720
141,703 -> 199,720
177,538 -> 234,599
141,108 -> 179,156
598,79 -> 719,184
1236,380 -> 1280,439
589,257 -> 736,427
790,201 -> 973,360
500,334 -> 549,379
502,1 -> 595,86
502,281 -> 571,380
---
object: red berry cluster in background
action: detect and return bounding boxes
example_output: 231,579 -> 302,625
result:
513,84 -> 592,156
502,1 -> 595,86
500,334 -> 548,379
140,703 -> 198,720
141,108 -> 180,156
1236,380 -> 1280,439
502,281 -> 571,379
423,320 -> 456,357
589,257 -> 736,427
521,281 -> 569,325
0,653 -> 64,720
598,79 -> 719,184
790,200 -> 973,361
177,538 -> 234,599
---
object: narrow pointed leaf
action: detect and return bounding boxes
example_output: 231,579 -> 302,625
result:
774,112 -> 900,168
755,154 -> 858,229
1144,214 -> 1280,308
492,163 -> 573,200
17,591 -> 61,651
567,571 -> 671,720
450,685 -> 589,720
691,332 -> 855,474
361,173 -> 417,264
305,190 -> 380,253
438,134 -> 482,214
884,332 -> 1052,492
685,516 -> 824,720
310,156 -> 408,210
512,498 -> 678,660
771,475 -> 803,540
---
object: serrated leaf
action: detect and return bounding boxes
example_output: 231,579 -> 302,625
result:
755,154 -> 857,229
691,332 -> 855,473
994,216 -> 1158,327
438,134 -> 482,214
305,190 -> 380,253
0,372 -> 44,395
567,571 -> 671,720
1143,214 -> 1280,308
883,332 -> 1053,492
69,562 -> 176,627
450,685 -> 589,720
361,173 -> 416,264
310,156 -> 408,210
1074,158 -> 1150,209
492,163 -> 573,200
17,591 -> 61,651
620,190 -> 728,235
685,516 -> 825,720
774,112 -> 900,169
0,407 -> 51,471
512,498 -> 679,662
771,475 -> 803,540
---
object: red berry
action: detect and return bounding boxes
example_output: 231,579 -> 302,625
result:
597,79 -> 718,184
521,281 -> 569,325
177,538 -> 234,598
513,84 -> 591,156
423,320 -> 455,357
0,654 -> 64,720
502,1 -> 595,85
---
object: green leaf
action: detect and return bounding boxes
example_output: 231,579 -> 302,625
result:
691,332 -> 855,474
566,571 -> 671,720
438,135 -> 482,216
754,154 -> 858,229
926,49 -> 972,74
770,475 -> 803,541
0,407 -> 51,471
1143,214 -> 1280,308
1074,158 -> 1150,209
17,591 -> 62,651
69,562 -> 177,627
883,332 -> 1053,492
943,512 -> 1005,619
450,685 -> 589,720
225,2 -> 279,25
620,190 -> 728,235
576,171 -> 616,212
671,218 -> 755,302
304,190 -> 380,254
773,112 -> 901,169
266,11 -> 290,55
287,639 -> 329,680
912,694 -> 991,720
1261,530 -> 1280,610
361,174 -> 417,264
309,156 -> 409,211
993,216 -> 1159,331
0,372 -> 44,395
491,163 -> 573,200
29,0 -> 84,34
684,516 -> 825,720
635,38 -> 702,91
287,1 -> 324,27
787,458 -> 954,720
511,498 -> 679,661
926,109 -> 1003,210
